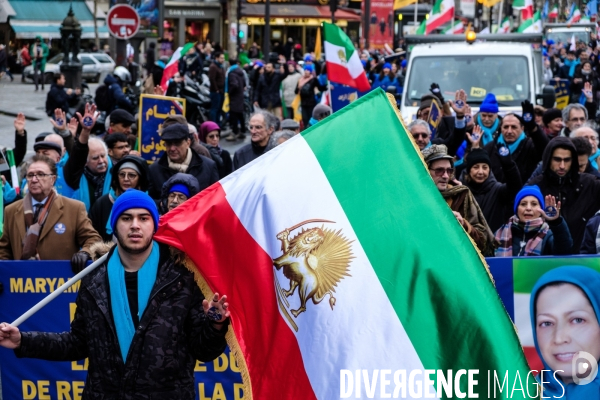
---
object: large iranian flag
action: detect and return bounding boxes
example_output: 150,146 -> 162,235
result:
323,22 -> 370,92
513,0 -> 534,19
518,11 -> 542,33
160,43 -> 194,91
155,89 -> 535,399
426,0 -> 455,33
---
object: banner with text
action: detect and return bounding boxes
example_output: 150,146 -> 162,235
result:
138,94 -> 186,164
0,261 -> 243,400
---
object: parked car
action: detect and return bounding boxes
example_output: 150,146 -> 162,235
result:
23,52 -> 115,84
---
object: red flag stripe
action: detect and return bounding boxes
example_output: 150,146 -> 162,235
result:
155,183 -> 317,400
326,61 -> 371,92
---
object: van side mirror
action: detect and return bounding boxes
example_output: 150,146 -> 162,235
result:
536,86 -> 556,109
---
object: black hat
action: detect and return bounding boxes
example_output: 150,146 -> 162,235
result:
33,141 -> 62,156
109,109 -> 136,125
281,119 -> 300,130
35,132 -> 52,143
542,108 -> 562,126
466,148 -> 491,172
161,123 -> 190,141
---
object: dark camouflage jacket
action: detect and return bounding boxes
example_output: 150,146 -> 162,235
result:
15,244 -> 228,399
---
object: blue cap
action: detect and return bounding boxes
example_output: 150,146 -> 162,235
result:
110,189 -> 160,233
361,59 -> 367,67
547,39 -> 555,45
383,62 -> 392,70
254,61 -> 264,67
169,183 -> 190,198
479,93 -> 499,114
304,55 -> 314,62
514,185 -> 545,214
401,59 -> 407,68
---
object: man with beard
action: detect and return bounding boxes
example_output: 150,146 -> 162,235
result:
64,103 -> 113,211
158,173 -> 200,214
253,62 -> 288,119
0,189 -> 230,399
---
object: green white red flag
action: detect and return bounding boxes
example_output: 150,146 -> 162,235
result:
160,43 -> 194,91
518,11 -> 542,33
426,0 -> 455,34
513,0 -> 534,19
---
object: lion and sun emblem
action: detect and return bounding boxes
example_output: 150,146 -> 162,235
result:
273,219 -> 354,332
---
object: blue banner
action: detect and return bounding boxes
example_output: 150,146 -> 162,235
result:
138,95 -> 186,164
330,82 -> 369,113
551,79 -> 570,110
0,261 -> 243,400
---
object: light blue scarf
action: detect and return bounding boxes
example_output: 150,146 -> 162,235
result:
105,188 -> 118,236
590,149 -> 600,170
225,64 -> 238,93
497,132 -> 526,154
564,59 -> 580,78
477,114 -> 499,146
74,158 -> 113,211
108,241 -> 160,362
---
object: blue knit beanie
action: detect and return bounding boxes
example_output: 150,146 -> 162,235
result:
514,185 -> 545,214
169,183 -> 190,198
479,93 -> 499,114
110,189 -> 159,233
383,62 -> 392,70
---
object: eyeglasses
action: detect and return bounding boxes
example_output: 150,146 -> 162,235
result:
207,134 -> 220,139
26,173 -> 55,181
552,156 -> 572,163
118,172 -> 138,180
429,167 -> 454,177
412,133 -> 429,139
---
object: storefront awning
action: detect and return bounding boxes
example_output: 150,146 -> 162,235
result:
8,0 -> 108,38
242,4 -> 361,25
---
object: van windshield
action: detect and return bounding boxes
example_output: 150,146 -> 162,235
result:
405,55 -> 530,107
546,31 -> 590,45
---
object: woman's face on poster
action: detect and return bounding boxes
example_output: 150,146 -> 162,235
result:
536,283 -> 600,384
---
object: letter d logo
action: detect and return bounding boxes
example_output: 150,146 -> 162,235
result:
572,351 -> 598,385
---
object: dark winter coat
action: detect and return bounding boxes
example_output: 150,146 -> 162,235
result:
103,74 -> 134,113
233,141 -> 273,170
15,244 -> 228,399
46,83 -> 77,115
461,155 -> 523,233
147,150 -> 218,200
580,211 -> 600,253
208,61 -> 225,93
202,144 -> 232,179
431,121 -> 466,157
254,70 -> 288,109
483,124 -> 549,184
507,216 -> 573,256
528,137 -> 600,252
227,67 -> 246,114
1,129 -> 27,187
295,77 -> 327,108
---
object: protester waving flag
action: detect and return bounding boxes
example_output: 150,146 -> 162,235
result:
160,43 -> 194,91
322,22 -> 370,92
155,89 -> 535,399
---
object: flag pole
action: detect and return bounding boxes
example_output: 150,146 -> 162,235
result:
11,253 -> 108,327
414,0 -> 418,31
498,0 -> 504,32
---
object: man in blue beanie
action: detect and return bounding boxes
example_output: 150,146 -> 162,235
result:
0,189 -> 230,398
474,93 -> 502,146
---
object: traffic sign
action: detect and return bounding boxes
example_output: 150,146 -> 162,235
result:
107,4 -> 140,40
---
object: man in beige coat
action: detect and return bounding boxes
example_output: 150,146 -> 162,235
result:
0,155 -> 101,268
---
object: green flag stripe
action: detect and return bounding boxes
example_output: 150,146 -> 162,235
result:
323,22 -> 355,59
303,89 -> 534,398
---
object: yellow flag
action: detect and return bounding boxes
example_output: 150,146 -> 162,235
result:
481,0 -> 501,7
222,93 -> 230,113
315,26 -> 322,60
291,94 -> 302,123
394,0 -> 417,10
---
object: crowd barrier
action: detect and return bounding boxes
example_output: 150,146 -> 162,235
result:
1,256 -> 599,399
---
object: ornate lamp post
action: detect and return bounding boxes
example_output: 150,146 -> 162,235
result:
59,6 -> 83,88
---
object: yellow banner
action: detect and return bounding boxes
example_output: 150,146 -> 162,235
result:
394,0 -> 417,10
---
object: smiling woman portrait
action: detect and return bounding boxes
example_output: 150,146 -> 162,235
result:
531,266 -> 600,399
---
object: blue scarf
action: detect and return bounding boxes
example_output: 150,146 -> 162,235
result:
497,132 -> 526,154
530,266 -> 600,398
564,59 -> 580,78
75,158 -> 113,211
108,241 -> 160,362
225,64 -> 238,93
477,114 -> 499,146
590,149 -> 600,170
105,188 -> 119,236
308,117 -> 319,127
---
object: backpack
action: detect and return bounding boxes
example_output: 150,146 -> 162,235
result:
95,84 -> 112,112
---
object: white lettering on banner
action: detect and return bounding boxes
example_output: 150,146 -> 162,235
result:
167,9 -> 207,17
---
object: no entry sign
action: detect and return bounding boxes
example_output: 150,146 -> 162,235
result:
107,4 -> 140,40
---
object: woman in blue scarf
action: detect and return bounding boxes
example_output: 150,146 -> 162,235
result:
531,266 -> 600,398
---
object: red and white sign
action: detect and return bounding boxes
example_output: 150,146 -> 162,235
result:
107,4 -> 140,40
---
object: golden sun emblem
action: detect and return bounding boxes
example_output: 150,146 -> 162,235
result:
273,219 -> 353,332
337,49 -> 348,64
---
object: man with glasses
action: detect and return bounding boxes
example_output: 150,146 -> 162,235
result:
233,110 -> 277,170
158,173 -> 200,215
562,103 -> 592,137
423,144 -> 495,256
573,124 -> 600,169
104,133 -> 131,164
0,154 -> 100,263
528,136 -> 600,252
408,119 -> 465,156
147,123 -> 218,200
